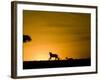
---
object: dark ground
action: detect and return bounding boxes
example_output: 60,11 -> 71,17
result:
23,58 -> 90,69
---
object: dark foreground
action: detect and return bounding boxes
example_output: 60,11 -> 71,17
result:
23,59 -> 90,69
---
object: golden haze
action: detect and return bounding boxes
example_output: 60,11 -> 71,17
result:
23,10 -> 90,61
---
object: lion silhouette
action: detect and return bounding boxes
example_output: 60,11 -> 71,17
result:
49,52 -> 59,60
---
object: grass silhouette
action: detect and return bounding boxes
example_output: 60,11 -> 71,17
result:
23,58 -> 90,69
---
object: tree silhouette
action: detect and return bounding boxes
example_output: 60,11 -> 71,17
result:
23,35 -> 32,43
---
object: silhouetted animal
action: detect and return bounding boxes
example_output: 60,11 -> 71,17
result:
23,35 -> 32,43
49,52 -> 59,60
65,57 -> 68,60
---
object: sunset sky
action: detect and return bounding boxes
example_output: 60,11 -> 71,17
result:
23,10 -> 91,61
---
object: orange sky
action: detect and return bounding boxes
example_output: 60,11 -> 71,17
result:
23,10 -> 91,61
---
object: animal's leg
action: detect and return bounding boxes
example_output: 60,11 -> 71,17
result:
49,56 -> 51,60
58,57 -> 59,60
55,57 -> 56,60
55,57 -> 57,60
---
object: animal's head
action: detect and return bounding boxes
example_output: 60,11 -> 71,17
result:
49,52 -> 52,55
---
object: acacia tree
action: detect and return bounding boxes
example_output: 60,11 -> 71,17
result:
23,35 -> 32,43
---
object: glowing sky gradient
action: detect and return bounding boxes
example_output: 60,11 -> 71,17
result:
23,10 -> 91,61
